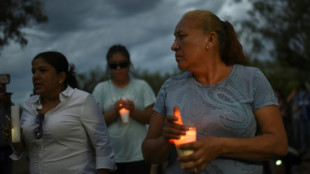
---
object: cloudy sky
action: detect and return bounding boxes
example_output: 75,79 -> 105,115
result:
0,0 -> 251,106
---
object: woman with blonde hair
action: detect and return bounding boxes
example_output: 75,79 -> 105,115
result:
142,10 -> 287,174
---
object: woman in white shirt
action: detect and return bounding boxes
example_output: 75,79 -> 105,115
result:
11,51 -> 116,174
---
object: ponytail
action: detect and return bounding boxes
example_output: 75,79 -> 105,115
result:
65,63 -> 79,89
220,21 -> 247,66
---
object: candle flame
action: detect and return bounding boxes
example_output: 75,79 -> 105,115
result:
119,108 -> 129,113
174,128 -> 196,146
174,106 -> 183,125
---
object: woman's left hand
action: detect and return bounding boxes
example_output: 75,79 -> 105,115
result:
177,137 -> 222,173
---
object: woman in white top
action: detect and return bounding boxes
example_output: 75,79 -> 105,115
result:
10,51 -> 116,174
92,45 -> 156,174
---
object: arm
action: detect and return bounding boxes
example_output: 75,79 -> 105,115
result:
130,104 -> 154,124
286,89 -> 297,103
142,111 -> 172,163
103,109 -> 118,126
220,105 -> 287,159
82,95 -> 116,171
178,105 -> 288,172
142,110 -> 187,163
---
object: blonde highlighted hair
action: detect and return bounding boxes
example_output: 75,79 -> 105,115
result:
183,10 -> 247,65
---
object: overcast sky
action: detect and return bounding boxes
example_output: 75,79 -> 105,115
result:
0,0 -> 251,106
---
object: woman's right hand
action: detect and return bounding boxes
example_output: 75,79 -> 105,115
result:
162,114 -> 187,143
2,125 -> 25,154
2,124 -> 11,143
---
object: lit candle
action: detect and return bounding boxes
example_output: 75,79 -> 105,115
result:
175,127 -> 197,168
174,127 -> 197,146
119,108 -> 130,123
174,106 -> 183,125
169,107 -> 184,144
11,105 -> 21,143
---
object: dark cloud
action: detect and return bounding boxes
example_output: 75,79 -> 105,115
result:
109,0 -> 162,16
0,0 -> 250,105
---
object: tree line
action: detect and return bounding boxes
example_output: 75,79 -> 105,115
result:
1,0 -> 309,99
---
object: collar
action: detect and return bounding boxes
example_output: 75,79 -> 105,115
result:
31,86 -> 74,110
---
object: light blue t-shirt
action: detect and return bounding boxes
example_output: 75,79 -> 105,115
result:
153,65 -> 278,174
92,78 -> 156,163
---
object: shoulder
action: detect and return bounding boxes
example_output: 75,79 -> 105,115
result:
94,80 -> 110,89
235,64 -> 262,75
92,80 -> 111,94
232,65 -> 266,82
24,95 -> 39,106
70,88 -> 91,100
163,72 -> 191,87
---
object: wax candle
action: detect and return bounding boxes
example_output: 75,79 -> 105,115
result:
119,108 -> 130,123
175,127 -> 197,168
174,127 -> 196,146
11,105 -> 21,143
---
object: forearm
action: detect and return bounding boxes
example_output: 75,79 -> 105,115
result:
142,135 -> 172,163
219,134 -> 288,161
103,110 -> 118,126
130,109 -> 151,124
130,106 -> 153,124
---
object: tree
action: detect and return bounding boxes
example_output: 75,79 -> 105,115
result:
0,0 -> 48,51
248,58 -> 301,97
77,67 -> 180,96
237,0 -> 310,76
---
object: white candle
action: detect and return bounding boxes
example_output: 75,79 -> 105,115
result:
174,127 -> 197,168
119,108 -> 130,123
11,105 -> 21,143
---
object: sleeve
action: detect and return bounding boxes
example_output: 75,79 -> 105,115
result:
92,83 -> 104,111
153,79 -> 168,116
141,81 -> 156,109
80,95 -> 116,170
252,68 -> 278,111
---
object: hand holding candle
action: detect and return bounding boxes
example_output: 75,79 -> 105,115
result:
119,108 -> 130,123
11,105 -> 21,143
169,106 -> 184,144
171,106 -> 197,168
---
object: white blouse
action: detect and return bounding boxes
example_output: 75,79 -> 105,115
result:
19,86 -> 115,174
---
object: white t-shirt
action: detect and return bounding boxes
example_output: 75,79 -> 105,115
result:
92,78 -> 156,163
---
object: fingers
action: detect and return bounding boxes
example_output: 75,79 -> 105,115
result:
115,99 -> 134,112
2,126 -> 11,144
162,116 -> 187,142
178,150 -> 208,173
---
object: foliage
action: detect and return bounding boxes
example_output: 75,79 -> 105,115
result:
77,67 -> 180,96
248,58 -> 301,97
0,0 -> 48,50
135,69 -> 181,95
77,67 -> 106,94
237,0 -> 310,75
